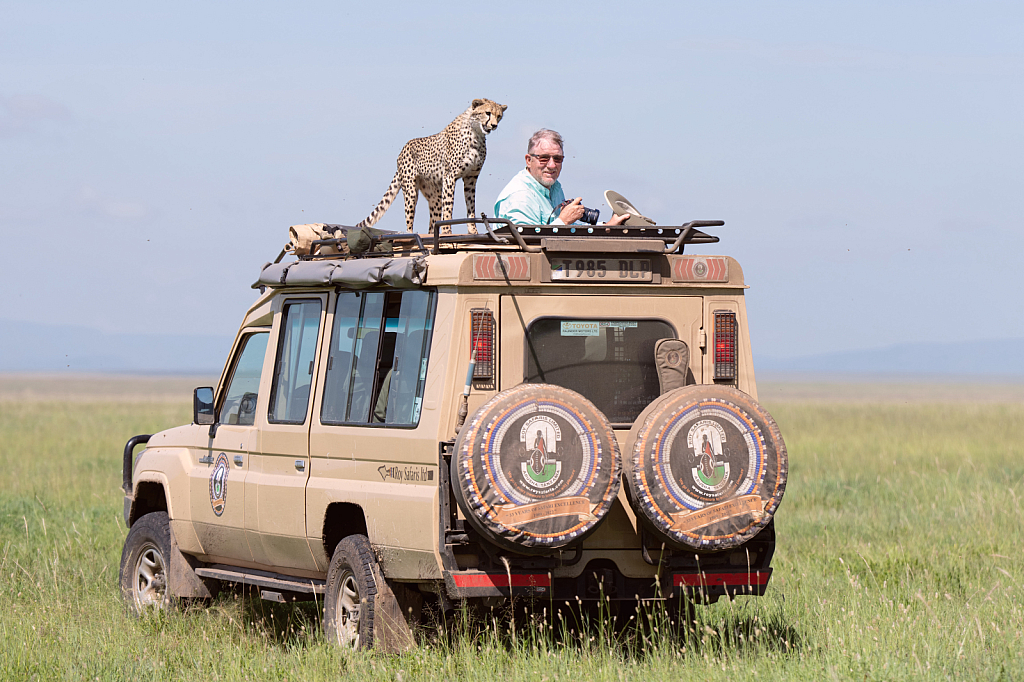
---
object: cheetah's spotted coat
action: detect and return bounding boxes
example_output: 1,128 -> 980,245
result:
356,98 -> 507,235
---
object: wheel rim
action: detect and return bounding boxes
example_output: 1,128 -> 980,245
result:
334,569 -> 361,648
132,541 -> 168,610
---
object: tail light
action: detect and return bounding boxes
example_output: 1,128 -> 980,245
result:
470,308 -> 494,379
713,311 -> 737,383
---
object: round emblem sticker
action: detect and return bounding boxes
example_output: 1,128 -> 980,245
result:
209,452 -> 229,516
452,384 -> 621,554
625,385 -> 787,551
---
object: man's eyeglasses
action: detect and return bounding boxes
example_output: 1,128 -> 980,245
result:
529,153 -> 564,165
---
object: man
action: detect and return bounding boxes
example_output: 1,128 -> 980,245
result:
493,129 -> 629,226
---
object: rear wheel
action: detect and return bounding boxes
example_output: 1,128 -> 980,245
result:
119,511 -> 174,614
324,535 -> 379,649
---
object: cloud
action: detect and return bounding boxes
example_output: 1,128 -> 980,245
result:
0,93 -> 72,137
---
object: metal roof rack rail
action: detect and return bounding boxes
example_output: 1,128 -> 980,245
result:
433,214 -> 723,254
273,214 -> 724,264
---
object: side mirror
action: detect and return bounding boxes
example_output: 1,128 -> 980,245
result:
194,387 -> 215,425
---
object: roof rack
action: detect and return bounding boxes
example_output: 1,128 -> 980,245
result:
431,214 -> 722,255
284,214 -> 723,262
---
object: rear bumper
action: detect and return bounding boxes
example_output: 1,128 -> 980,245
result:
444,567 -> 771,600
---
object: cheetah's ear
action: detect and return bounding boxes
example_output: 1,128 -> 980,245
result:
471,98 -> 485,108
500,104 -> 508,112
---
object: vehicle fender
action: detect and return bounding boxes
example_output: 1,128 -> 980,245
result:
131,446 -> 192,520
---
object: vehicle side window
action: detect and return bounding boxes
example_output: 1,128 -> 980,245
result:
382,290 -> 434,425
268,300 -> 322,424
218,332 -> 269,426
346,292 -> 385,423
319,292 -> 362,423
321,289 -> 435,427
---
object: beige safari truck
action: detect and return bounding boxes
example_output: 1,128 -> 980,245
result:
119,215 -> 788,651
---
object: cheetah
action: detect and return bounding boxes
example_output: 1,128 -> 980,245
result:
356,98 -> 507,235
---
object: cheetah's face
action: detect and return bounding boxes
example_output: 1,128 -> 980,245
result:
470,98 -> 507,134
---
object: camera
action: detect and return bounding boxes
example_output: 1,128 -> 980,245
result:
554,200 -> 600,225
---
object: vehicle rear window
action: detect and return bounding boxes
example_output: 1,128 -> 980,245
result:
525,318 -> 675,426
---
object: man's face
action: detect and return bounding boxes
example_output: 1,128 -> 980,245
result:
525,138 -> 564,188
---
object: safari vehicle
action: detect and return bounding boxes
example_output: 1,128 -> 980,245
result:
119,215 -> 788,651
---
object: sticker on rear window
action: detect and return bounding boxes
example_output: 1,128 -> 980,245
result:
560,321 -> 639,336
561,321 -> 600,336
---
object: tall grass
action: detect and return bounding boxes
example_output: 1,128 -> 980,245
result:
0,396 -> 1021,680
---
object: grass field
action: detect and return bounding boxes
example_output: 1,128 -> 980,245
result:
1,375 -> 1022,680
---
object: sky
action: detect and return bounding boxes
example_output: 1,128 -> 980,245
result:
1,0 -> 1022,365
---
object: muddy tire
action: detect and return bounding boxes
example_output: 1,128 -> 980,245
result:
324,535 -> 379,650
451,384 -> 621,554
624,385 -> 787,551
119,511 -> 174,614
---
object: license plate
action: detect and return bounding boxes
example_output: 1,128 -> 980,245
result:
550,258 -> 653,282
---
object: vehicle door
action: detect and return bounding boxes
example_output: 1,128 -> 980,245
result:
247,296 -> 326,570
188,329 -> 270,563
305,288 -> 439,575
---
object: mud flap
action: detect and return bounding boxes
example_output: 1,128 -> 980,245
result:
168,527 -> 216,600
369,562 -> 416,653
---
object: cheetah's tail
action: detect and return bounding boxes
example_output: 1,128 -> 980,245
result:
355,171 -> 401,228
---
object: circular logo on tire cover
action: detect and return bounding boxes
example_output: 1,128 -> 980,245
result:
454,385 -> 621,551
520,415 -> 563,491
209,453 -> 229,516
629,386 -> 787,551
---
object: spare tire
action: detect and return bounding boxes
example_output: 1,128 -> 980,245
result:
452,384 -> 621,554
624,385 -> 787,552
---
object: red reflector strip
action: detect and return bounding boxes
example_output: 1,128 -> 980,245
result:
452,573 -> 551,588
473,254 -> 531,281
671,257 -> 729,282
674,571 -> 769,587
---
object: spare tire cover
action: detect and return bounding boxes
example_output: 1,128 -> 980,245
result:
625,385 -> 787,551
452,384 -> 621,554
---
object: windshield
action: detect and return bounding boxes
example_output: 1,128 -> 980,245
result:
525,318 -> 675,425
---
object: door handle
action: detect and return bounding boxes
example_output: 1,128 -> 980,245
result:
294,460 -> 306,472
233,455 -> 244,467
199,454 -> 213,464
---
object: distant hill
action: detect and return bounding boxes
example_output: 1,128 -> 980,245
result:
4,319 -> 1022,378
0,319 -> 232,373
757,338 -> 1024,376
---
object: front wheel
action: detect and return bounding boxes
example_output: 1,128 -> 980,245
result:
324,535 -> 379,649
119,511 -> 174,614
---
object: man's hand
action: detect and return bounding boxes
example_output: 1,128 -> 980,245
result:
606,212 -> 629,226
558,197 -> 585,225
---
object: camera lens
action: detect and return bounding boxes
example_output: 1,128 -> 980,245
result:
579,207 -> 600,225
554,200 -> 601,225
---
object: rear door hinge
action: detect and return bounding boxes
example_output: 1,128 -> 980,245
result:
699,329 -> 707,352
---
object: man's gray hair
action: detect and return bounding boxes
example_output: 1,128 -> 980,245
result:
528,129 -> 564,154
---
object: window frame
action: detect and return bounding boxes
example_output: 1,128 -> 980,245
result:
216,328 -> 271,427
522,315 -> 678,428
319,287 -> 437,430
267,298 -> 325,426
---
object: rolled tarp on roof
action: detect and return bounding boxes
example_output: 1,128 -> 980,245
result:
258,256 -> 427,289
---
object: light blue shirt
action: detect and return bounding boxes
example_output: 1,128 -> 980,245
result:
493,169 -> 567,225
